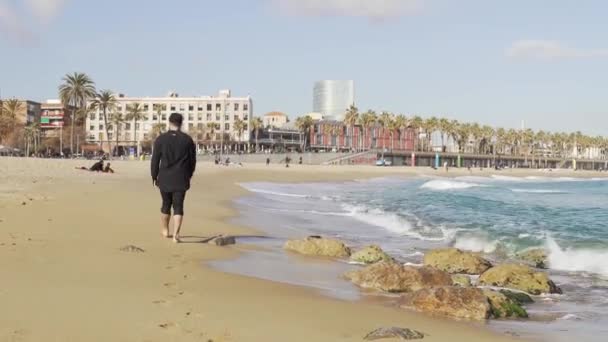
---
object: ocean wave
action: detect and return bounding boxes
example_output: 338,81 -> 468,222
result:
510,189 -> 567,194
546,237 -> 608,277
342,204 -> 448,241
420,180 -> 485,191
453,236 -> 499,253
239,183 -> 311,198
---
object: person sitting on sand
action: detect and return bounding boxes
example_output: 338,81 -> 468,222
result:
151,113 -> 196,243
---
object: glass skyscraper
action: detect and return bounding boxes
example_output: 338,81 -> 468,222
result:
313,80 -> 355,121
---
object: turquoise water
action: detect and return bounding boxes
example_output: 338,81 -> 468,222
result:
235,175 -> 608,341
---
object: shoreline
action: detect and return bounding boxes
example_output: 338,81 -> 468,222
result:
5,158 -> 601,341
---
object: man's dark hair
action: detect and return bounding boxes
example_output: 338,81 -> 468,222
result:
169,113 -> 184,127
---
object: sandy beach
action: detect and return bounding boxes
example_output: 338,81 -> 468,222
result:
2,158 -> 605,342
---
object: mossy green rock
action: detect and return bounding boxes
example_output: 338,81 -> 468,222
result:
451,274 -> 472,287
423,248 -> 492,275
350,245 -> 392,264
517,249 -> 548,269
478,264 -> 562,295
483,290 -> 529,319
284,237 -> 351,258
499,290 -> 534,304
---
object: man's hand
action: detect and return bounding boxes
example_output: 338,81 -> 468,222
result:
153,179 -> 157,187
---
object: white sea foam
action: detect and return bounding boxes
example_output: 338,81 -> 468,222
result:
453,236 -> 499,253
342,204 -> 447,241
510,189 -> 566,194
239,183 -> 310,198
420,180 -> 484,191
546,237 -> 608,277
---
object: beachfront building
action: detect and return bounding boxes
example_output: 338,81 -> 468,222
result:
40,100 -> 71,138
309,120 -> 416,152
263,111 -> 289,129
86,89 -> 253,154
3,99 -> 41,125
313,80 -> 355,121
303,112 -> 324,121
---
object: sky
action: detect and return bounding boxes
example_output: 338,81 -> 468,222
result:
0,0 -> 607,135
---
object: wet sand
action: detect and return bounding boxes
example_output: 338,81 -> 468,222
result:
3,158 -> 602,341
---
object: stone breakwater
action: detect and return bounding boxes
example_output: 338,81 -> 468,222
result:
284,238 -> 560,321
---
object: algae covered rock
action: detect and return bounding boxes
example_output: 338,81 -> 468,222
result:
499,289 -> 534,304
451,274 -> 472,287
284,236 -> 351,258
478,264 -> 562,295
350,245 -> 392,264
400,287 -> 491,321
483,290 -> 529,319
423,248 -> 492,275
345,261 -> 453,293
517,248 -> 548,269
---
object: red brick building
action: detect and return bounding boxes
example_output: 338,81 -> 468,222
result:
309,120 -> 416,152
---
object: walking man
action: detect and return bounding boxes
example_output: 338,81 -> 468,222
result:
151,113 -> 197,243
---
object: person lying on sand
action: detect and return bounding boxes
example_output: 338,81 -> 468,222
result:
103,163 -> 115,173
76,159 -> 104,172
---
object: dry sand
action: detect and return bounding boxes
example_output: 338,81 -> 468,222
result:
2,158 -> 602,341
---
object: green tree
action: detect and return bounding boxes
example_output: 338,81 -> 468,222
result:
0,99 -> 22,145
125,103 -> 146,156
359,110 -> 377,150
58,73 -> 96,156
251,117 -> 263,152
110,112 -> 125,155
90,90 -> 117,157
295,115 -> 314,151
344,105 -> 359,151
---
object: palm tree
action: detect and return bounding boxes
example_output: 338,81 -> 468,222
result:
344,105 -> 359,151
394,114 -> 408,150
90,90 -> 116,157
359,110 -> 377,150
423,117 -> 438,152
409,116 -> 423,151
251,117 -> 263,152
438,117 -> 451,151
58,72 -> 96,156
379,111 -> 393,154
233,118 -> 247,152
110,112 -> 125,155
23,125 -> 35,157
295,115 -> 314,151
125,103 -> 145,156
0,99 -> 22,145
206,122 -> 216,142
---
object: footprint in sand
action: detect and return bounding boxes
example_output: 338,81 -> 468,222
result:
158,322 -> 177,330
163,282 -> 177,289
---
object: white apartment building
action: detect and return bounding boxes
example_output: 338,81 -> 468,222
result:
86,89 -> 252,152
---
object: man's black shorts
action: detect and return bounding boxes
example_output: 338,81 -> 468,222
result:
160,191 -> 186,215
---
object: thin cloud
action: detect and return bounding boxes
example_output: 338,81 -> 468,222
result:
507,40 -> 608,61
0,0 -> 67,42
272,0 -> 423,20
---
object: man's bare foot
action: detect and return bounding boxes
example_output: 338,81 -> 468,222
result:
162,229 -> 172,238
173,236 -> 181,244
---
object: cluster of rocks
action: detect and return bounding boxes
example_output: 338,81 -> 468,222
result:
284,237 -> 559,321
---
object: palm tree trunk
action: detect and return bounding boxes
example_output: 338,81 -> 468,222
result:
134,120 -> 139,156
102,108 -> 112,159
70,109 -> 75,156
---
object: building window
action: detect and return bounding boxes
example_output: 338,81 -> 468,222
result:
244,115 -> 248,121
207,113 -> 212,121
216,103 -> 221,111
89,125 -> 95,131
89,113 -> 96,120
99,124 -> 104,130
197,123 -> 203,130
170,105 -> 176,111
143,104 -> 149,111
215,114 -> 220,121
125,123 -> 131,130
189,105 -> 194,111
188,123 -> 194,131
108,124 -> 114,131
233,115 -> 239,121
108,133 -> 113,139
225,123 -> 230,131
197,113 -> 203,121
115,105 -> 122,112
161,114 -> 167,121
207,104 -> 212,111
143,133 -> 149,140
188,114 -> 194,121
225,115 -> 230,121
153,114 -> 158,121
234,103 -> 239,111
135,123 -> 140,130
243,104 -> 248,111
198,105 -> 203,111
179,104 -> 185,111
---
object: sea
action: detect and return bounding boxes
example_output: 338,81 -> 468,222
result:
213,174 -> 608,341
